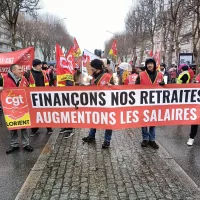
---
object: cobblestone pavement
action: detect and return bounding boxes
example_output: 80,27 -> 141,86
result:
30,128 -> 196,200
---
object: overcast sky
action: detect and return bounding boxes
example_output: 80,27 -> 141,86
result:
41,0 -> 135,53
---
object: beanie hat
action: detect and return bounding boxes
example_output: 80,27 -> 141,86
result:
160,63 -> 166,68
182,65 -> 189,71
90,59 -> 103,70
32,59 -> 42,67
101,58 -> 107,67
42,61 -> 47,65
107,59 -> 111,65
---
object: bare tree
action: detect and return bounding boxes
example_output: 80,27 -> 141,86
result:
0,0 -> 40,51
187,0 -> 200,73
139,0 -> 160,52
125,5 -> 142,65
104,33 -> 132,62
36,13 -> 73,61
16,13 -> 73,61
17,14 -> 33,48
116,33 -> 131,62
165,0 -> 186,67
104,39 -> 113,58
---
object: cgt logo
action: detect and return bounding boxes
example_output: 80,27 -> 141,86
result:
6,95 -> 24,106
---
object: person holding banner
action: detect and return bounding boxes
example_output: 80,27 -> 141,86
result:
0,64 -> 33,154
135,58 -> 165,149
24,59 -> 53,136
82,59 -> 113,149
58,78 -> 75,139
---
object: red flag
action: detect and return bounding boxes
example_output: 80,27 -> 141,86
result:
66,46 -> 76,69
56,44 -> 74,82
153,51 -> 161,70
73,38 -> 81,57
109,40 -> 117,58
149,50 -> 153,57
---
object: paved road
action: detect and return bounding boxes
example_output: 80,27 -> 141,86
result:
29,128 -> 196,200
0,112 -> 50,200
157,125 -> 200,187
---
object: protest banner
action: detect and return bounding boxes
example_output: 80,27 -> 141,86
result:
0,47 -> 34,73
1,84 -> 200,130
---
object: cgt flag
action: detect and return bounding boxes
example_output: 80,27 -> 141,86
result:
1,89 -> 31,129
56,44 -> 74,82
73,38 -> 81,57
109,40 -> 117,58
0,47 -> 34,73
65,46 -> 76,70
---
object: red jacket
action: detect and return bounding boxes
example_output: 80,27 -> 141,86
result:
195,74 -> 200,83
0,73 -> 28,88
124,73 -> 138,85
188,68 -> 194,83
140,71 -> 163,85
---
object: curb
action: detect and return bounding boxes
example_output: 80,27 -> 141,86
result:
157,141 -> 200,199
15,129 -> 60,200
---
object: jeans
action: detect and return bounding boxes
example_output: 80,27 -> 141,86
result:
190,125 -> 198,139
142,127 -> 156,141
10,129 -> 30,147
66,80 -> 73,130
89,128 -> 112,142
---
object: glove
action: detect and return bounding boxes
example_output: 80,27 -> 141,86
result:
159,81 -> 165,86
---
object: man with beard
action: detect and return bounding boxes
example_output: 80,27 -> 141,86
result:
135,57 -> 165,149
82,59 -> 113,149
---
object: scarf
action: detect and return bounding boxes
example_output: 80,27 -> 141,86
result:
8,70 -> 21,85
32,67 -> 42,72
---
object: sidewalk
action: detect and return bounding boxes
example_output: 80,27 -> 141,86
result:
16,128 -> 200,200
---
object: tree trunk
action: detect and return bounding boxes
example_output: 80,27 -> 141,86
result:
9,24 -> 17,51
162,44 -> 167,64
139,45 -> 144,67
175,41 -> 180,64
197,44 -> 200,75
43,54 -> 47,62
194,44 -> 200,75
167,44 -> 173,68
132,47 -> 137,66
151,38 -> 154,53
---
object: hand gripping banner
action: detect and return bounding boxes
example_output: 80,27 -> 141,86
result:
1,84 -> 200,130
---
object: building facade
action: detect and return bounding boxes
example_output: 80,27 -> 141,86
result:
0,18 -> 11,52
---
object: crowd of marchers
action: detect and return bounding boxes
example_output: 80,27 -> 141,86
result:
0,57 -> 199,154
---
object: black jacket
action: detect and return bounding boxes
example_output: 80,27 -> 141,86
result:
24,69 -> 45,87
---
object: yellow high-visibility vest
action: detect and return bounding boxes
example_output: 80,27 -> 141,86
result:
177,71 -> 190,84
